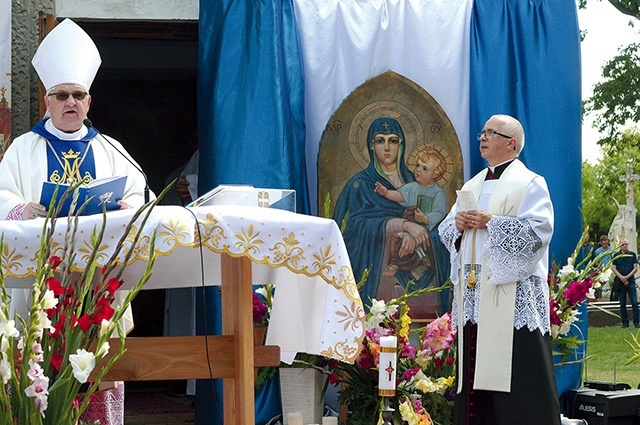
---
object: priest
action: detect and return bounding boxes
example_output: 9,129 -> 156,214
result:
438,114 -> 560,424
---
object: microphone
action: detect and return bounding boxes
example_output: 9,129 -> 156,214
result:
83,118 -> 150,204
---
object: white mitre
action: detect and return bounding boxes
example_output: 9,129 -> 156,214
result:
31,18 -> 102,92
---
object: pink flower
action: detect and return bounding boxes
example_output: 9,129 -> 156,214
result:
549,300 -> 562,325
563,279 -> 591,305
402,366 -> 420,382
400,342 -> 416,359
422,313 -> 456,355
252,293 -> 268,324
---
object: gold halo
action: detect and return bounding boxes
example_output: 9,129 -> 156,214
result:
406,144 -> 453,186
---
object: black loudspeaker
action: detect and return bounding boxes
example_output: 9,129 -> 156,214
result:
564,388 -> 640,425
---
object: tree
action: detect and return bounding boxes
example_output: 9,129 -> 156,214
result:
582,128 -> 640,235
582,1 -> 640,147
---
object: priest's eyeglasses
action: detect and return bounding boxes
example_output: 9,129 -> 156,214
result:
47,91 -> 89,102
476,129 -> 513,141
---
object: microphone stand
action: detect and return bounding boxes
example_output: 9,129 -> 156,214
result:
83,118 -> 150,203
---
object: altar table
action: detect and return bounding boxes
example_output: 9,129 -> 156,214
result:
1,205 -> 365,424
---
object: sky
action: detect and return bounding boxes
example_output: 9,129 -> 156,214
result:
579,1 -> 639,163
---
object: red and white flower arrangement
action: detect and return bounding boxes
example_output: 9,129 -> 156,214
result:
0,195 -> 158,424
548,229 -> 614,359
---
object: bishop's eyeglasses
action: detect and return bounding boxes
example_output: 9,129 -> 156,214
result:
47,91 -> 89,102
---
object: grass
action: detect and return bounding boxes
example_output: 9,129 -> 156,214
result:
583,326 -> 640,387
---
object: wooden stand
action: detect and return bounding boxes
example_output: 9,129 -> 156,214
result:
99,254 -> 278,425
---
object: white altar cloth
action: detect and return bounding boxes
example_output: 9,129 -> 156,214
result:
0,205 -> 365,364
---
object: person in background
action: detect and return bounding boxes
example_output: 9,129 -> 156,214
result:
575,232 -> 595,271
594,235 -> 614,300
439,114 -> 560,425
611,238 -> 639,328
162,127 -> 199,206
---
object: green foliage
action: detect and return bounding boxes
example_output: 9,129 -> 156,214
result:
582,130 -> 640,235
584,43 -> 640,146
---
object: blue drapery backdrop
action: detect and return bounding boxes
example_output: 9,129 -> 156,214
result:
196,0 -> 583,423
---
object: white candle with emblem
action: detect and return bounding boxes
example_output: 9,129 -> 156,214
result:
378,335 -> 397,396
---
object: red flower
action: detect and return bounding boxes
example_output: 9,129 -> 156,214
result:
328,373 -> 341,385
50,352 -> 63,372
549,300 -> 562,326
50,313 -> 67,339
105,277 -> 123,297
93,297 -> 115,323
46,277 -> 64,296
77,314 -> 93,333
48,256 -> 62,270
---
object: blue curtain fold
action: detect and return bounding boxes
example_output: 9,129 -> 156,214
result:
196,0 -> 308,423
470,0 -> 583,399
197,0 -> 309,214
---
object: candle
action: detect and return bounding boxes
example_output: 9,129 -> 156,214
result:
378,335 -> 397,396
287,412 -> 304,425
322,417 -> 338,425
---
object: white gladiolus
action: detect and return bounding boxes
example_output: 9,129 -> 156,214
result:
40,289 -> 58,310
96,341 -> 110,358
69,349 -> 96,384
0,319 -> 20,338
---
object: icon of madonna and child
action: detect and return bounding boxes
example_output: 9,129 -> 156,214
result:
331,117 -> 456,319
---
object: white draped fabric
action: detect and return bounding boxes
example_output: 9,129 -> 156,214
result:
0,205 -> 365,364
292,0 -> 473,212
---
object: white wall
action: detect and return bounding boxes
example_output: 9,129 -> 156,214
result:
56,0 -> 198,20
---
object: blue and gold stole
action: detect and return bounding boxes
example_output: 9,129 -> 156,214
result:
32,119 -> 98,184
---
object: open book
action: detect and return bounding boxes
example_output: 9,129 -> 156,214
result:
39,176 -> 127,216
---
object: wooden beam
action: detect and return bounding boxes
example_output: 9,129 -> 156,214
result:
95,335 -> 280,381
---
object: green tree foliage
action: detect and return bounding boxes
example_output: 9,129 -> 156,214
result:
582,1 -> 640,146
584,42 -> 640,146
582,128 -> 640,236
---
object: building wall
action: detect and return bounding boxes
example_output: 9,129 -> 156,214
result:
11,0 -> 52,137
56,0 -> 198,20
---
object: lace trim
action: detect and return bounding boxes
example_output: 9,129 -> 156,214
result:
485,216 -> 543,285
449,216 -> 550,334
438,219 -> 462,286
7,203 -> 25,220
452,270 -> 550,334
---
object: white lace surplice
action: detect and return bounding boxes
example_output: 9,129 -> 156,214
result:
439,177 -> 553,335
